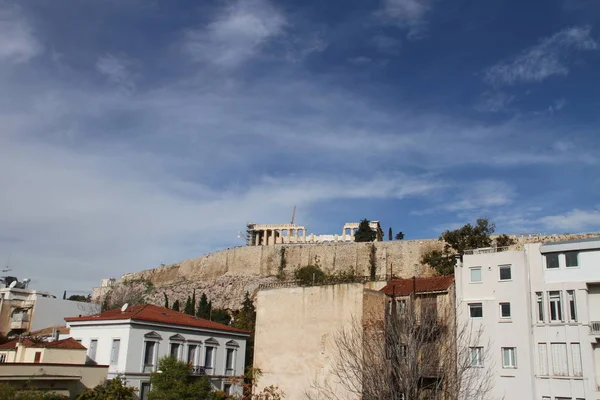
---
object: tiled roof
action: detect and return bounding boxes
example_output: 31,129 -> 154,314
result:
0,337 -> 86,350
65,304 -> 250,335
380,275 -> 454,296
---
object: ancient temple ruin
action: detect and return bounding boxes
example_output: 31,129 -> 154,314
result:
246,221 -> 383,246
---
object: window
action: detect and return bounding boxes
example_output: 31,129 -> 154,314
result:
469,303 -> 483,318
204,347 -> 214,369
502,347 -> 517,368
0,354 -> 6,363
567,290 -> 577,322
226,348 -> 235,374
470,347 -> 483,367
571,343 -> 582,376
170,343 -> 180,359
551,343 -> 568,376
223,383 -> 232,395
187,345 -> 197,365
110,339 -> 121,365
470,267 -> 482,283
144,341 -> 156,366
500,302 -> 511,318
538,343 -> 548,375
565,251 -> 579,267
536,292 -> 544,322
499,265 -> 512,280
89,339 -> 98,361
549,291 -> 563,322
546,253 -> 559,269
140,382 -> 151,400
421,295 -> 438,323
34,351 -> 42,363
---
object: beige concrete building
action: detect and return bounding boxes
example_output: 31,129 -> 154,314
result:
253,282 -> 387,400
246,221 -> 383,246
0,337 -> 108,399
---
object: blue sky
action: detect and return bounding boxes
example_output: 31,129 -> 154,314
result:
1,0 -> 600,296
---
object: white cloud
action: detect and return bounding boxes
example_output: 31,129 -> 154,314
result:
445,181 -> 515,212
375,0 -> 433,38
183,0 -> 286,68
538,208 -> 600,231
485,26 -> 598,86
476,91 -> 516,113
96,54 -> 135,90
0,4 -> 42,63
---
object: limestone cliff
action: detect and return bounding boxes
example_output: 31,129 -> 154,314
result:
95,232 -> 600,310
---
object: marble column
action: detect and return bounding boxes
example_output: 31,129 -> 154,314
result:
262,230 -> 268,246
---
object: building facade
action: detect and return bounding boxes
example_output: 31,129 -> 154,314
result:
65,304 -> 249,399
0,283 -> 98,337
455,238 -> 600,400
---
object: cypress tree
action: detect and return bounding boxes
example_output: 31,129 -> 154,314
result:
388,227 -> 392,241
197,294 -> 210,319
172,300 -> 180,312
163,293 -> 169,309
184,296 -> 194,315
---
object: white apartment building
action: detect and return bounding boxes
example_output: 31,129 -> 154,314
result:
455,238 -> 600,400
65,304 -> 250,399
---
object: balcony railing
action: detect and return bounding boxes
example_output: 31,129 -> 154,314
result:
190,366 -> 206,376
590,321 -> 600,335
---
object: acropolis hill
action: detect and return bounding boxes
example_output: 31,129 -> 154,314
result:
93,221 -> 600,310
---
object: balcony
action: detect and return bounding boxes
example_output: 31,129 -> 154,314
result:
190,366 -> 206,376
590,321 -> 600,335
10,313 -> 30,331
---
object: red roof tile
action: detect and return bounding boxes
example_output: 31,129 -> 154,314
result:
380,275 -> 454,296
0,337 -> 86,350
65,304 -> 250,335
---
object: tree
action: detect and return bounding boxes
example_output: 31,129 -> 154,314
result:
307,293 -> 494,400
164,293 -> 169,309
172,300 -> 180,312
68,294 -> 91,302
77,376 -> 137,400
197,294 -> 210,319
62,290 -> 66,300
354,219 -> 376,242
294,265 -> 326,286
0,382 -> 69,400
184,296 -> 194,315
211,309 -> 231,325
148,357 -> 213,400
192,290 -> 196,315
233,292 -> 257,369
495,234 -> 516,250
422,219 -> 496,276
388,227 -> 392,241
100,283 -> 146,312
395,232 -> 404,240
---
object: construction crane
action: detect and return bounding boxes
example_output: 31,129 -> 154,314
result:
290,206 -> 296,225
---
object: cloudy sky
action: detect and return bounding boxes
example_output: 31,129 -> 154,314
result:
1,0 -> 600,296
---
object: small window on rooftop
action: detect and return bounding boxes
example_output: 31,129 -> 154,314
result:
545,253 -> 559,269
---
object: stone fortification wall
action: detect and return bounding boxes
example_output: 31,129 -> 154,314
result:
102,232 -> 600,310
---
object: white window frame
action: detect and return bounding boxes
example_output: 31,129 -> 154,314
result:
545,253 -> 560,269
565,251 -> 579,268
469,347 -> 484,367
141,332 -> 162,373
498,265 -> 512,281
567,290 -> 577,322
548,291 -> 563,322
88,338 -> 98,361
571,342 -> 582,377
502,347 -> 517,368
470,267 -> 482,283
538,343 -> 548,376
469,303 -> 483,318
204,346 -> 216,373
536,292 -> 544,322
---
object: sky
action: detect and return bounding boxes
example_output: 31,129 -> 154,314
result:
1,0 -> 600,296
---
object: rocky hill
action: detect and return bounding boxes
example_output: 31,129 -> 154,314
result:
95,232 -> 600,310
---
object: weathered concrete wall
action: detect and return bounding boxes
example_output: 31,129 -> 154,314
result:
254,283 -> 374,400
99,232 -> 600,310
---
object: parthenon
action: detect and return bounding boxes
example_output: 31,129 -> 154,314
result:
246,221 -> 383,246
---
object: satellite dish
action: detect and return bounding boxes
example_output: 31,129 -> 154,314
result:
121,303 -> 129,312
8,281 -> 17,288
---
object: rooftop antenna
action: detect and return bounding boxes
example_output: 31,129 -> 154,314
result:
290,205 -> 296,225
